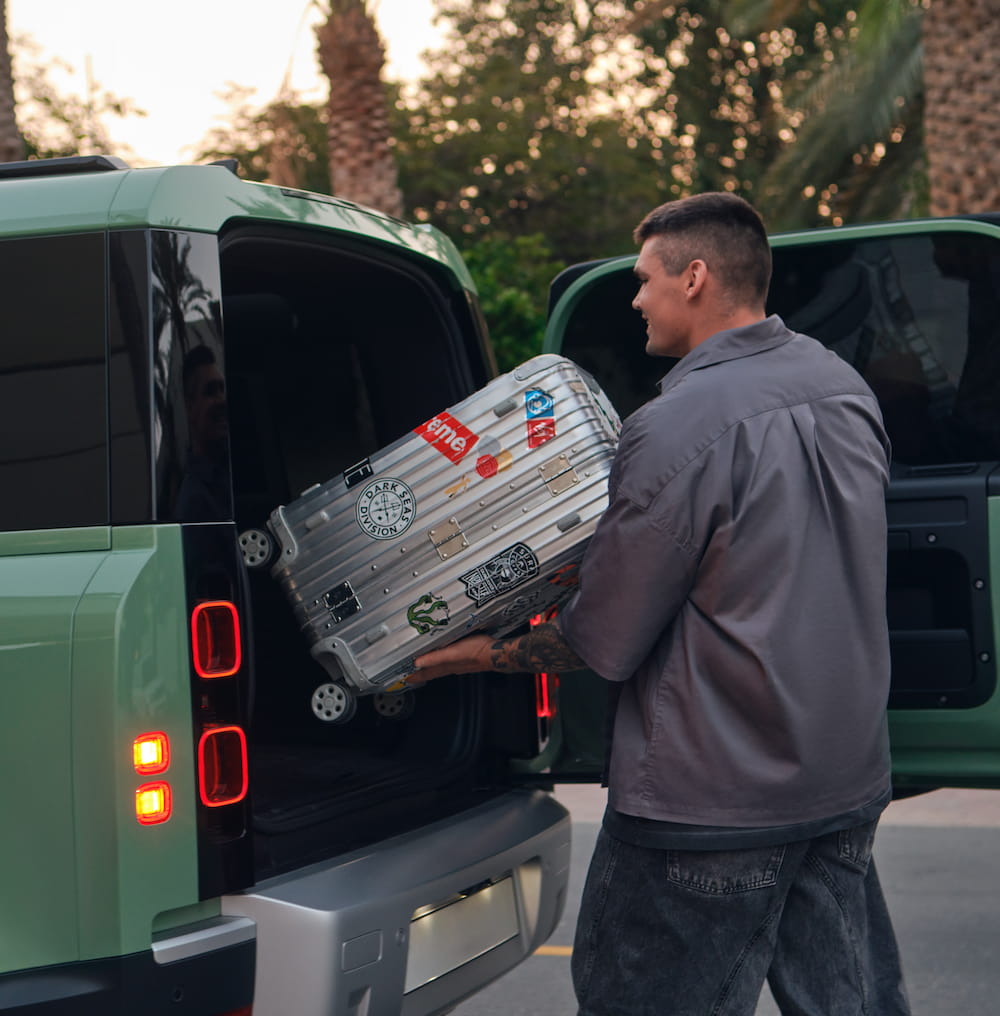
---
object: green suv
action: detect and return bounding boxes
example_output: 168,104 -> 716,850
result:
5,152 -> 1000,1016
0,155 -> 569,1016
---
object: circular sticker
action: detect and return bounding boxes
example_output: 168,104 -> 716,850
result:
476,454 -> 499,478
355,477 -> 416,540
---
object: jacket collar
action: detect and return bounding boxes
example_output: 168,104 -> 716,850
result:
658,314 -> 795,393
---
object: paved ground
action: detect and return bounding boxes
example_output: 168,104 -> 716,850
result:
455,785 -> 1000,1015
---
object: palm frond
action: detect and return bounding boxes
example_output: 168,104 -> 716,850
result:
754,5 -> 923,218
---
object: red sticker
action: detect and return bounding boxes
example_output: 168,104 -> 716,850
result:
415,411 -> 479,463
527,418 -> 556,448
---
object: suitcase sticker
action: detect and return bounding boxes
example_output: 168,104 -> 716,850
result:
264,354 -> 621,718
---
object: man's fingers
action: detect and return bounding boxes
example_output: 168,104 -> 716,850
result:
404,651 -> 458,687
405,658 -> 467,686
405,664 -> 447,685
406,635 -> 494,686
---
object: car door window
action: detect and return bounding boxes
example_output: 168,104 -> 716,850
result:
0,233 -> 108,532
769,232 -> 1000,467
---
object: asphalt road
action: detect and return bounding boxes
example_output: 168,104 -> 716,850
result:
455,785 -> 1000,1016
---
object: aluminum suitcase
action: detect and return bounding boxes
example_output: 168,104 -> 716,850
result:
265,354 -> 620,715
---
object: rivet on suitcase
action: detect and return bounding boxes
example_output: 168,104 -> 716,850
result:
265,354 -> 621,717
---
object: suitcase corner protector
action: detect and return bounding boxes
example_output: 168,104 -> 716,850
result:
267,505 -> 299,565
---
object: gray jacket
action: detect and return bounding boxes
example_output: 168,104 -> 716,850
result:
559,315 -> 892,828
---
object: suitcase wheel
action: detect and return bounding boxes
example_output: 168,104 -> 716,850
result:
310,682 -> 358,723
238,527 -> 275,569
372,690 -> 416,721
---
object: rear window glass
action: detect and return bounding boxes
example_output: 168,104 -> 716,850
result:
769,231 -> 1000,466
0,233 -> 108,531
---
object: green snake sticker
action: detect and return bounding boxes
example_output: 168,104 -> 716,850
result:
406,593 -> 451,634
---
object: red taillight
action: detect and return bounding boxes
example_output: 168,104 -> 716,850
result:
191,600 -> 242,678
135,781 -> 172,824
198,725 -> 249,807
536,672 -> 557,720
530,611 -> 559,721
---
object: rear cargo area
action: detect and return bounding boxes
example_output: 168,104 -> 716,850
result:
220,225 -> 531,878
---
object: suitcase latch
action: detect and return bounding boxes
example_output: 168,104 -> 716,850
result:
428,517 -> 469,561
539,453 -> 579,496
323,581 -> 362,624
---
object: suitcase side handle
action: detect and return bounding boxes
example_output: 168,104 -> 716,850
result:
511,352 -> 567,381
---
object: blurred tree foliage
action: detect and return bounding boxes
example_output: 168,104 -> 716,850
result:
392,0 -> 668,265
11,37 -> 144,159
461,232 -> 565,368
712,0 -> 926,227
385,0 -> 671,366
397,0 -> 924,238
195,0 -> 927,367
195,85 -> 330,193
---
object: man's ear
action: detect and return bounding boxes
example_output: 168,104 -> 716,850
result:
684,258 -> 709,300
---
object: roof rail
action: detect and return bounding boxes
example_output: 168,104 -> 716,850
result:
0,155 -> 131,181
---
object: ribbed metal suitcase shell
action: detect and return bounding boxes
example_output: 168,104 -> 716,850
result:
267,354 -> 620,694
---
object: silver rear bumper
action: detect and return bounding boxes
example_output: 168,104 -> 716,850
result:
223,789 -> 572,1016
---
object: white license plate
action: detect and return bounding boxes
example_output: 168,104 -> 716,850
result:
405,876 -> 519,992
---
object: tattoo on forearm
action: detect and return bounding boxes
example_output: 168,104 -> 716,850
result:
487,621 -> 586,673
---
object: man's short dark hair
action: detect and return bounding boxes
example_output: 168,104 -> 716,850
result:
634,193 -> 772,307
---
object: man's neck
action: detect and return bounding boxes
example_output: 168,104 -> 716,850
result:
688,307 -> 766,351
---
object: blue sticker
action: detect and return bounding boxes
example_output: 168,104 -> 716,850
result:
525,388 -> 554,419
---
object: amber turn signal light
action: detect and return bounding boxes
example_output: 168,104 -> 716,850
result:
135,782 -> 172,825
133,731 -> 170,775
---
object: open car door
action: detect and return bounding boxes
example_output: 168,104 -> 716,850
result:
537,215 -> 1000,793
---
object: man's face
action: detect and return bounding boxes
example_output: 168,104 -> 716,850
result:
186,363 -> 228,451
632,238 -> 692,358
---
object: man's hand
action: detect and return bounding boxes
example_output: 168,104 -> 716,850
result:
407,621 -> 586,685
409,635 -> 495,684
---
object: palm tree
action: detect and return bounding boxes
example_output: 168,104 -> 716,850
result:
921,0 -> 1000,216
621,0 -> 924,228
0,0 -> 23,162
754,0 -> 925,226
721,0 -> 925,226
315,0 -> 403,216
724,0 -> 1000,221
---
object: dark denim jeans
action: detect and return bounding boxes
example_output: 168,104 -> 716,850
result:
572,822 -> 910,1015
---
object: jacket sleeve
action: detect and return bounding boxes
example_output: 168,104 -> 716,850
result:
557,456 -> 703,683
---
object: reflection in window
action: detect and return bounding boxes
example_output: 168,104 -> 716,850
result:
151,230 -> 232,522
768,232 -> 1000,466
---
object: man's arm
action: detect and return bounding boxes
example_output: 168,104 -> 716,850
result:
408,621 -> 586,684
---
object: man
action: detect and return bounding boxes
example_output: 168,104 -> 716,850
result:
410,193 -> 910,1015
174,344 -> 232,522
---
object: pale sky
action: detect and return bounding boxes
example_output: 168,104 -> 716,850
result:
6,0 -> 443,166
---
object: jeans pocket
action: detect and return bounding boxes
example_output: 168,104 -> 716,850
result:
837,820 -> 878,873
666,844 -> 786,895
